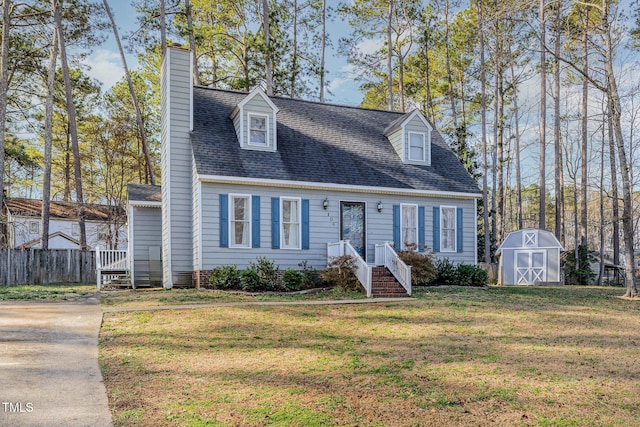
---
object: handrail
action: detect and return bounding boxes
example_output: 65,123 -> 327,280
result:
374,242 -> 412,296
96,248 -> 129,290
327,240 -> 372,297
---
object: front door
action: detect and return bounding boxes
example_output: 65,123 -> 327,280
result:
340,201 -> 366,258
515,250 -> 546,285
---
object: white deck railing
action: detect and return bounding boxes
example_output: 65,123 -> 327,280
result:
96,248 -> 129,289
375,242 -> 412,296
327,240 -> 372,297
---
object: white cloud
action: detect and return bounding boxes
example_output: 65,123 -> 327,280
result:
82,49 -> 131,91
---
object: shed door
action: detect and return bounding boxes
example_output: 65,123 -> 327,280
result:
515,250 -> 546,285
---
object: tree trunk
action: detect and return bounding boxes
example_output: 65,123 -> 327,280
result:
290,0 -> 298,98
0,0 -> 10,247
184,0 -> 199,85
608,108 -> 620,266
444,0 -> 457,135
603,0 -> 637,296
553,3 -> 562,242
103,0 -> 156,185
477,0 -> 490,263
319,0 -> 326,102
580,7 -> 589,247
53,0 -> 87,250
261,0 -> 272,95
386,0 -> 393,110
159,0 -> 166,54
41,27 -> 58,250
509,43 -> 523,229
539,0 -> 547,230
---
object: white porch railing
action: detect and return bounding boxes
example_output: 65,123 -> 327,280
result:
96,248 -> 129,290
375,242 -> 412,296
327,240 -> 372,298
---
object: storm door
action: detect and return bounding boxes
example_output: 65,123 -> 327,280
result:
340,202 -> 366,258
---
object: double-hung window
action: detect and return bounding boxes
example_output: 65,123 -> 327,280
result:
408,132 -> 426,162
401,204 -> 418,250
440,206 -> 456,252
281,197 -> 301,249
248,113 -> 268,146
29,221 -> 39,234
230,194 -> 251,247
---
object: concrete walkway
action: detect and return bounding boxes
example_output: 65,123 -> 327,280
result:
0,298 -> 112,427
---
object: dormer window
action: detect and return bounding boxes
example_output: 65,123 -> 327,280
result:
408,132 -> 426,162
230,87 -> 279,152
383,109 -> 432,165
249,113 -> 268,146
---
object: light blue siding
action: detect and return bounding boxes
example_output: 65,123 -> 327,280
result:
198,182 -> 477,270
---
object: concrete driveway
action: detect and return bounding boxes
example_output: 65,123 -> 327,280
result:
0,298 -> 112,427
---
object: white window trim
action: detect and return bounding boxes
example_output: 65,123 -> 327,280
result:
400,203 -> 418,251
407,131 -> 427,162
229,193 -> 252,248
440,205 -> 457,253
280,197 -> 302,250
72,222 -> 79,236
248,112 -> 269,147
29,221 -> 39,234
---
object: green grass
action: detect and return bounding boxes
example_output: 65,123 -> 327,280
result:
99,285 -> 640,426
0,283 -> 96,300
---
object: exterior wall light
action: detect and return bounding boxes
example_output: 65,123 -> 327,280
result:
377,201 -> 383,212
323,198 -> 329,210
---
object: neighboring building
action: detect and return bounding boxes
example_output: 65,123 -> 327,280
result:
496,228 -> 564,285
128,46 -> 481,289
2,198 -> 127,250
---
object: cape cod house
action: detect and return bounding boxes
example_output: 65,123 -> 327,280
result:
128,46 -> 481,294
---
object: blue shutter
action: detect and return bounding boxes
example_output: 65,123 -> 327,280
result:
252,195 -> 260,248
393,205 -> 400,249
418,206 -> 425,252
302,199 -> 310,249
271,197 -> 280,249
456,207 -> 463,253
219,194 -> 229,248
433,206 -> 440,252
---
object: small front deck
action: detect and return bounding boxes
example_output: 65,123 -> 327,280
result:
96,249 -> 130,289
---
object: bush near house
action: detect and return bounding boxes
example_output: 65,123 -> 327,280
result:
430,258 -> 488,287
397,250 -> 437,286
209,258 -> 321,292
320,255 -> 361,292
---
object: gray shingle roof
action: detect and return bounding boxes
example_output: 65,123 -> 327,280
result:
192,88 -> 480,195
128,184 -> 161,203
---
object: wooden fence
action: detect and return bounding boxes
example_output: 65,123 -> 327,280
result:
0,249 -> 96,286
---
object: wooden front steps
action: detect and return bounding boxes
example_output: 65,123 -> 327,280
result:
371,267 -> 408,298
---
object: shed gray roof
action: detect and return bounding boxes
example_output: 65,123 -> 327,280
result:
192,88 -> 480,195
128,184 -> 161,203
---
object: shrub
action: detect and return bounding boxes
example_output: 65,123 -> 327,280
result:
397,250 -> 436,286
456,263 -> 488,287
320,255 -> 360,291
298,261 -> 321,289
564,245 -> 596,285
281,268 -> 303,291
431,259 -> 458,286
249,257 -> 280,291
430,259 -> 488,287
240,268 -> 261,292
209,265 -> 241,289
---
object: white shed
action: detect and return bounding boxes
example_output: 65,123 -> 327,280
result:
496,229 -> 564,286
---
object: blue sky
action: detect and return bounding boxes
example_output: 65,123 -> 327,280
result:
83,1 -> 364,106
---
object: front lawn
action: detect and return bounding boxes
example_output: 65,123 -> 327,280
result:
99,286 -> 640,426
